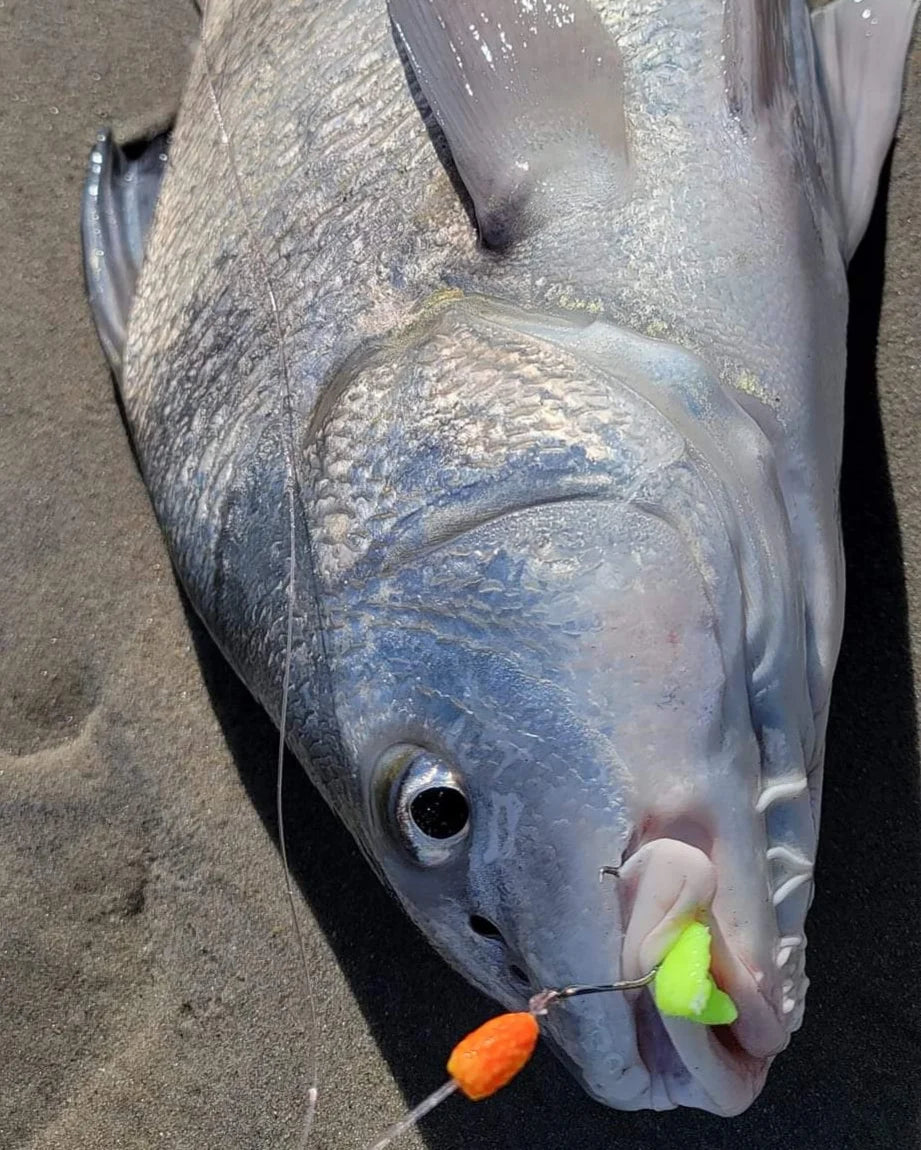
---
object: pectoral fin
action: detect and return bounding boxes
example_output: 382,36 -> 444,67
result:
81,130 -> 170,380
388,0 -> 628,245
812,0 -> 918,257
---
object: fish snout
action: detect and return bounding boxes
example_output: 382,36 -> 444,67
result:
499,834 -> 784,1115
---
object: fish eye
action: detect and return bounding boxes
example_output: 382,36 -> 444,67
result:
410,785 -> 470,838
376,746 -> 471,866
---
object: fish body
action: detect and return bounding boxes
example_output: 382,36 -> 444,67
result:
82,0 -> 918,1116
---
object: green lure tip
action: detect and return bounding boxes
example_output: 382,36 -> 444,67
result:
653,920 -> 738,1026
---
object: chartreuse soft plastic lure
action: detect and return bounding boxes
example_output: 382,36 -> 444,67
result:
653,920 -> 738,1025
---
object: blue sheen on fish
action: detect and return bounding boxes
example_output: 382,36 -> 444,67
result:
82,0 -> 918,1118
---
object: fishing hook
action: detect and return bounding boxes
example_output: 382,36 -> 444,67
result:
529,967 -> 657,1014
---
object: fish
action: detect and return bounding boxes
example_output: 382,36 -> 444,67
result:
80,0 -> 918,1118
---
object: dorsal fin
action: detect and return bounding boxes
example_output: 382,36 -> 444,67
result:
388,0 -> 628,246
81,130 -> 170,379
811,0 -> 918,258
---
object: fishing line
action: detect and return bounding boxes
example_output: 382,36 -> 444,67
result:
199,10 -> 320,1146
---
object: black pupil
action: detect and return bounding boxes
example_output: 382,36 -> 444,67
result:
409,787 -> 469,839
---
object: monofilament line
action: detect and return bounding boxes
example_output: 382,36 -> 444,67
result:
200,30 -> 320,1149
365,1081 -> 460,1150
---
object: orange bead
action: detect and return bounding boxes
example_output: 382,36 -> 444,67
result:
446,1012 -> 540,1101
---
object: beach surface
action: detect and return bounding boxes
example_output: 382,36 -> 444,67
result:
1,4 -> 920,1148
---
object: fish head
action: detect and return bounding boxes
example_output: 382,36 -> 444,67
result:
304,298 -> 816,1114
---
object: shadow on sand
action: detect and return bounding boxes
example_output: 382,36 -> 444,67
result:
188,162 -> 921,1150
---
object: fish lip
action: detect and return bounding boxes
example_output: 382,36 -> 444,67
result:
641,961 -> 774,1115
625,989 -> 771,1115
611,836 -> 786,1114
545,981 -> 771,1115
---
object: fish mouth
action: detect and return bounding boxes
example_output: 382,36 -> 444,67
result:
549,838 -> 787,1115
624,837 -> 786,1114
622,981 -> 769,1115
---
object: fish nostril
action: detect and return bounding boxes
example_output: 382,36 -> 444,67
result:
469,914 -> 504,941
508,963 -> 530,986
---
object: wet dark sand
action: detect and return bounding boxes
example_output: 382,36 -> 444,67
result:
1,4 -> 919,1148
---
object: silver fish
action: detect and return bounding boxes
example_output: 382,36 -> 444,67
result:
81,0 -> 917,1117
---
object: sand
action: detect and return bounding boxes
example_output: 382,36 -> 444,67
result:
1,3 -> 919,1148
